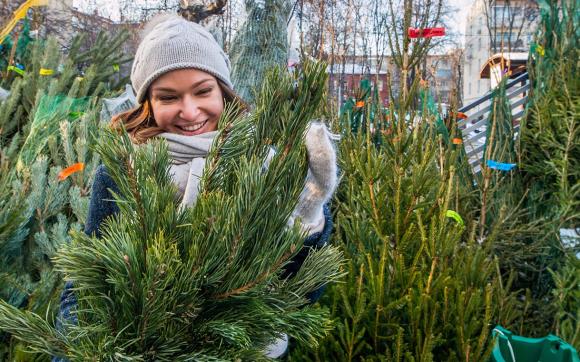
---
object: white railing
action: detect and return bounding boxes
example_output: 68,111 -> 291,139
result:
457,72 -> 529,174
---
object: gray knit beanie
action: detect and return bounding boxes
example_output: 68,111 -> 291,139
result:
131,13 -> 233,104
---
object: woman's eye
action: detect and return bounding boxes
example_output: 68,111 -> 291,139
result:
158,95 -> 177,101
198,88 -> 212,95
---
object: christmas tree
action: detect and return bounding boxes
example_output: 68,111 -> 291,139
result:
290,76 -> 520,360
291,0 -> 579,357
517,0 -> 579,341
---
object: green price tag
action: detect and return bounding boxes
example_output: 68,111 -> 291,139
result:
445,210 -> 464,227
7,65 -> 24,76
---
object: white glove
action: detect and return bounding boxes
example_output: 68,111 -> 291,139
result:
290,122 -> 339,235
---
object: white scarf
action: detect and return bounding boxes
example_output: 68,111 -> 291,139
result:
157,130 -> 325,235
157,131 -> 218,208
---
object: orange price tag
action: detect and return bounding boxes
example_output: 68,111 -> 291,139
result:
58,162 -> 85,181
456,112 -> 468,119
355,101 -> 365,108
452,138 -> 463,144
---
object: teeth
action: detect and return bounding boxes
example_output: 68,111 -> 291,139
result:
180,121 -> 207,132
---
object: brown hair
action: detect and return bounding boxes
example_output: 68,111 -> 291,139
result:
111,80 -> 248,144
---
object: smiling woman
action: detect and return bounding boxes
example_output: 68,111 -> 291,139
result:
47,12 -> 339,361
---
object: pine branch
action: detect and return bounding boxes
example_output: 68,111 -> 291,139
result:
0,300 -> 66,357
214,245 -> 297,300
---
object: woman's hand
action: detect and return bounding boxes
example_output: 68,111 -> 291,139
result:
290,122 -> 339,234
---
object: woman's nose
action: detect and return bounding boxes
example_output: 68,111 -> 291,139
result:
179,96 -> 201,121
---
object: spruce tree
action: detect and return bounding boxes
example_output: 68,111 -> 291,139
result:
0,61 -> 343,360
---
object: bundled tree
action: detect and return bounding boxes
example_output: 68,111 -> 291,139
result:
229,0 -> 293,104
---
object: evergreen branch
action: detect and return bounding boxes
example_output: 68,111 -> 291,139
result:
0,300 -> 66,357
213,245 -> 297,300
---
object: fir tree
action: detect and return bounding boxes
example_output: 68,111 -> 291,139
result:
289,1 -> 525,357
515,0 -> 579,337
0,29 -> 130,360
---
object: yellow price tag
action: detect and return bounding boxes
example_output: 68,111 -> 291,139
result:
39,68 -> 53,75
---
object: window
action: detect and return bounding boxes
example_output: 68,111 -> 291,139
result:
494,31 -> 520,50
494,6 -> 520,21
468,82 -> 472,95
436,69 -> 452,78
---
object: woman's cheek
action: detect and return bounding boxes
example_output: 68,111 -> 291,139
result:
154,107 -> 177,129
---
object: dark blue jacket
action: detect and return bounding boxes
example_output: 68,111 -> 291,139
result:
53,165 -> 332,361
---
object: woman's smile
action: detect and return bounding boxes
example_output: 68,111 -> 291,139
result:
176,119 -> 209,135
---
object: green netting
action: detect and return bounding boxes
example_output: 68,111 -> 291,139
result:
339,79 -> 374,133
17,94 -> 89,171
229,0 -> 292,104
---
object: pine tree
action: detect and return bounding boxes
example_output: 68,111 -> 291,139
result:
550,255 -> 580,349
0,29 -> 130,360
0,60 -> 343,360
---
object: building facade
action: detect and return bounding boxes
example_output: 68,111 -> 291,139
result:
462,0 -> 539,106
327,52 -> 460,109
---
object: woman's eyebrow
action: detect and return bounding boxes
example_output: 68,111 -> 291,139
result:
151,78 -> 214,93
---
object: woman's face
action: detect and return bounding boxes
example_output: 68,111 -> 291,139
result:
149,68 -> 224,136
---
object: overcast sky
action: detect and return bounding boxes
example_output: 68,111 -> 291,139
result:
73,0 -> 476,47
448,0 -> 475,46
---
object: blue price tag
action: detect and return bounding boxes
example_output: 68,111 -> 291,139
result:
486,160 -> 516,171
